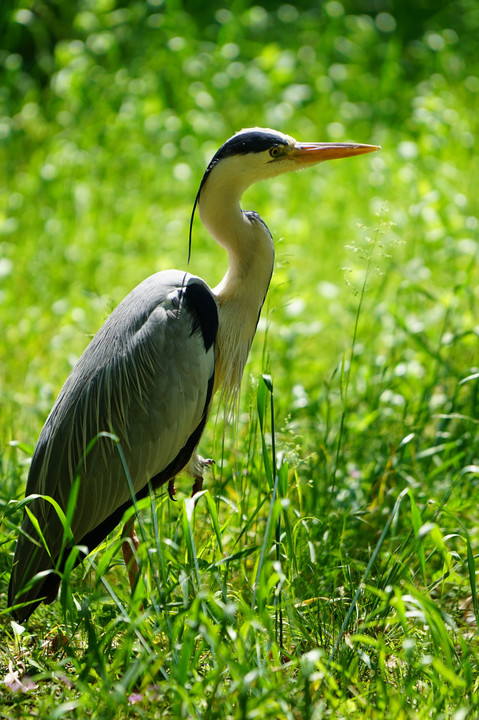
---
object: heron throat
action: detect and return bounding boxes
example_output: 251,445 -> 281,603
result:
197,155 -> 276,411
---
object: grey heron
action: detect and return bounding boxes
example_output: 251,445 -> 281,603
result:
9,127 -> 379,621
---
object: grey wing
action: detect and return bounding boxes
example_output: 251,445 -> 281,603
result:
9,270 -> 218,619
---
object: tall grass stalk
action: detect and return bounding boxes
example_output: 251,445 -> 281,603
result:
332,225 -> 380,491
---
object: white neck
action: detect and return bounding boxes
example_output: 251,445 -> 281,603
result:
198,159 -> 274,403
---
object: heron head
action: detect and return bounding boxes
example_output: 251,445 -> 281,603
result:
189,127 -> 380,260
200,127 -> 380,187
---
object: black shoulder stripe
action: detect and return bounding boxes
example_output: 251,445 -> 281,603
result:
183,282 -> 218,352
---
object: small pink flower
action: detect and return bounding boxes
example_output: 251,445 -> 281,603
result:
3,662 -> 37,694
128,693 -> 144,704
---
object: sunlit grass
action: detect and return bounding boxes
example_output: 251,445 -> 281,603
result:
1,1 -> 479,718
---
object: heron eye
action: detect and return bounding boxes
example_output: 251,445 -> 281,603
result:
269,146 -> 281,158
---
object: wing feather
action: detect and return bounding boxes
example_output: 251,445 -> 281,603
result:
9,270 -> 218,619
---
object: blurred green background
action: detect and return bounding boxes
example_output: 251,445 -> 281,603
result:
1,0 -> 478,441
1,1 -> 479,717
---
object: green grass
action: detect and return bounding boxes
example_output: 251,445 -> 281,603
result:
1,1 -> 479,717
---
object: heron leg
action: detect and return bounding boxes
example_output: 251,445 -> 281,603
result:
167,457 -> 214,502
122,520 -> 140,592
191,457 -> 215,496
168,477 -> 177,501
191,476 -> 203,495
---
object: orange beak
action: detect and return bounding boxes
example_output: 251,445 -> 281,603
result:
290,142 -> 380,165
